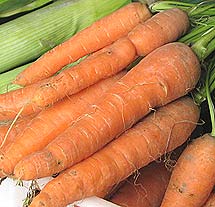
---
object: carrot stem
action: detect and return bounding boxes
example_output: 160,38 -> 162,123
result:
191,29 -> 215,61
149,1 -> 194,13
206,62 -> 215,136
179,25 -> 212,44
193,57 -> 215,105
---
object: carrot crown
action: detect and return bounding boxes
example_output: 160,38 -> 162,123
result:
192,56 -> 215,136
205,59 -> 215,136
149,1 -> 215,61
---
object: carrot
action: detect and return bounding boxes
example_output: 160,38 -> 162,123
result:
0,37 -> 135,121
202,191 -> 215,207
0,72 -> 124,177
25,7 -> 190,109
27,37 -> 137,108
0,80 -> 46,121
160,134 -> 215,207
160,57 -> 215,207
0,114 -> 36,148
109,162 -> 171,207
13,42 -> 200,180
127,8 -> 189,56
28,96 -> 200,207
0,8 -> 189,121
14,2 -> 152,86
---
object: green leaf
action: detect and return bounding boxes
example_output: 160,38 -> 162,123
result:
0,0 -> 53,17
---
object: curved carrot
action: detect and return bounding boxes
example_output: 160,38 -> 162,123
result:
128,8 -> 189,56
14,2 -> 151,86
0,38 -> 134,121
13,42 -> 200,180
0,8 -> 189,121
202,191 -> 215,207
26,8 -> 190,110
110,162 -> 171,207
160,134 -> 215,207
29,37 -> 137,108
0,72 -> 124,177
28,96 -> 200,207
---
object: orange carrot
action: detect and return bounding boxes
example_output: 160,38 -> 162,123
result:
0,80 -> 46,121
109,162 -> 171,207
202,191 -> 215,207
28,37 -> 137,108
0,72 -> 124,177
27,7 -> 189,109
13,42 -> 200,180
0,114 -> 36,148
0,38 -> 134,121
127,8 -> 189,56
0,8 -> 189,121
28,96 -> 200,207
14,2 -> 152,86
160,134 -> 215,207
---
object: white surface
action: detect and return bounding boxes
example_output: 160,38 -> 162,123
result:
74,196 -> 120,207
0,178 -> 120,207
0,177 -> 53,207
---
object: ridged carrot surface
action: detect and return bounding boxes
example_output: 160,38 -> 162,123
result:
0,80 -> 44,121
0,72 -> 124,177
13,42 -> 200,180
128,8 -> 189,56
161,134 -> 215,207
0,114 -> 36,148
0,8 -> 189,121
28,96 -> 199,207
14,2 -> 151,86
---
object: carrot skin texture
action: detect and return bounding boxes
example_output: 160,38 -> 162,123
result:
0,37 -> 135,121
0,114 -> 36,147
14,3 -> 152,86
0,72 -> 124,177
202,192 -> 215,207
161,134 -> 215,207
110,162 -> 171,207
14,42 -> 201,180
28,97 -> 200,207
30,37 -> 137,108
26,8 -> 190,109
0,80 -> 45,121
128,8 -> 189,56
0,8 -> 189,121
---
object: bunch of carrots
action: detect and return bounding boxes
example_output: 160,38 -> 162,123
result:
0,1 -> 215,207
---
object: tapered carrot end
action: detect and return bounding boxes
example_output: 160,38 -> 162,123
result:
13,161 -> 32,181
29,192 -> 52,207
0,154 -> 14,177
13,74 -> 27,86
137,3 -> 152,21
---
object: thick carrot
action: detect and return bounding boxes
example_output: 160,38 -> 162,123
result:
0,37 -> 135,121
0,72 -> 124,177
202,191 -> 215,207
127,8 -> 189,56
13,42 -> 200,180
28,96 -> 200,207
0,114 -> 36,148
14,2 -> 151,86
0,8 -> 189,121
160,134 -> 215,207
26,7 -> 190,110
28,37 -> 137,108
109,162 -> 171,207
